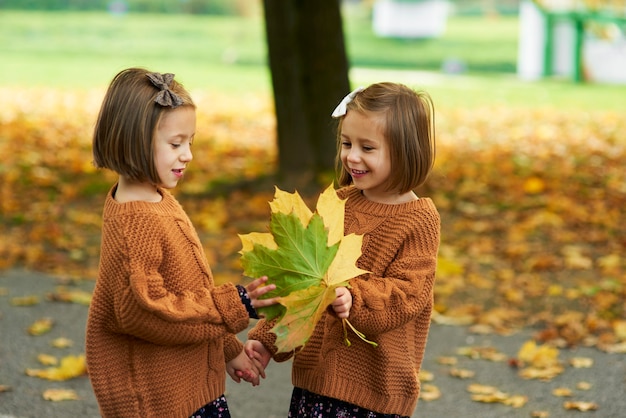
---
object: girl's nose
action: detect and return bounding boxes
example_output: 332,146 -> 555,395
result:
346,148 -> 360,163
181,144 -> 193,162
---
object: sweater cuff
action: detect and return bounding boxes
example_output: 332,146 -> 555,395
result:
212,283 -> 249,334
223,335 -> 244,363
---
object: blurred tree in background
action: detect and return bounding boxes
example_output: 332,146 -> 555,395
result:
263,0 -> 350,189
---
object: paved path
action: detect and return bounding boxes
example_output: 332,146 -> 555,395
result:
1,269 -> 624,417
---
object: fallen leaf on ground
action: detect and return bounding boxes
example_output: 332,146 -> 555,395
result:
552,387 -> 573,397
563,401 -> 598,411
437,356 -> 457,365
449,368 -> 475,379
26,354 -> 86,381
27,317 -> 54,336
467,383 -> 500,395
50,337 -> 74,348
503,394 -> 528,408
456,345 -> 507,361
42,388 -> 79,401
420,384 -> 441,401
569,357 -> 593,368
47,287 -> 92,305
37,353 -> 58,366
518,340 -> 560,368
467,384 -> 527,408
10,295 -> 40,306
418,370 -> 434,382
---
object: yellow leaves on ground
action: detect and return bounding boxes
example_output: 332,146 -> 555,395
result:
26,354 -> 86,381
456,345 -> 508,362
1,88 -> 625,350
569,357 -> 593,368
563,401 -> 599,411
467,383 -> 528,408
42,388 -> 80,402
449,368 -> 475,379
28,318 -> 54,336
46,286 -> 92,305
10,295 -> 40,306
50,337 -> 74,348
418,370 -> 442,402
419,384 -> 442,401
37,353 -> 58,366
425,338 -> 604,413
517,340 -> 564,380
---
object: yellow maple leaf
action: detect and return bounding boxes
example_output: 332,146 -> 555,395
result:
239,184 -> 372,352
26,354 -> 86,381
316,186 -> 346,246
268,187 -> 312,226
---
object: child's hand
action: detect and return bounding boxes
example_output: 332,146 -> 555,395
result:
331,286 -> 352,319
244,339 -> 272,371
246,276 -> 280,311
226,350 -> 262,386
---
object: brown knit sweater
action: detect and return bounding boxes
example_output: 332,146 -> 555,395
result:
86,185 -> 250,418
249,186 -> 440,416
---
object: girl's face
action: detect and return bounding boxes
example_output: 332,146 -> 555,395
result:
340,110 -> 392,202
153,106 -> 196,189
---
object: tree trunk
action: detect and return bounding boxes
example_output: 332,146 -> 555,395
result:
263,0 -> 350,191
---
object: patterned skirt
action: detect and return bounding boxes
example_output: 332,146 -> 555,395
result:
288,387 -> 409,418
189,394 -> 230,418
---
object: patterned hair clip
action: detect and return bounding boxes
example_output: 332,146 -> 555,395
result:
331,86 -> 365,118
146,72 -> 184,108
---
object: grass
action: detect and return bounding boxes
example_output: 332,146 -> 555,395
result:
344,9 -> 520,73
0,11 -> 269,92
0,9 -> 625,110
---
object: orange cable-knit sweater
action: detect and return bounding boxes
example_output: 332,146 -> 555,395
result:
86,185 -> 250,418
249,186 -> 440,416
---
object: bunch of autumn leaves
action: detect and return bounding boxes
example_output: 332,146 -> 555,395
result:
239,185 -> 376,353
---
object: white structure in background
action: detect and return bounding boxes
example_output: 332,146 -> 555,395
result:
373,0 -> 451,38
584,33 -> 626,84
517,0 -> 626,84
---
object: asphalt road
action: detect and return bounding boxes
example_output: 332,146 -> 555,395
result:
1,268 -> 624,418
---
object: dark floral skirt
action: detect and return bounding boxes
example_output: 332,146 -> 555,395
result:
189,394 -> 230,418
288,387 -> 409,418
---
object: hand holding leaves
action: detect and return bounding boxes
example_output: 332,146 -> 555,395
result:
239,185 -> 377,353
244,276 -> 278,310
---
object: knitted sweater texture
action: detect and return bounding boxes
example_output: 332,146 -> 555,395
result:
249,186 -> 440,416
86,185 -> 250,418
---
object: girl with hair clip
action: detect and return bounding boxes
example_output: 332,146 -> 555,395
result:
244,82 -> 440,417
86,67 -> 278,418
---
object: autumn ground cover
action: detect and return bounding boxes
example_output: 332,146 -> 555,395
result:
1,82 -> 625,358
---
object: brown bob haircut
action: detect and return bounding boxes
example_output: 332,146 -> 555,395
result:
335,82 -> 435,194
92,67 -> 195,184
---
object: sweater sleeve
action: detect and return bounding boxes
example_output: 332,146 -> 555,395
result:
223,334 -> 244,363
346,210 -> 440,337
111,213 -> 249,345
247,318 -> 296,363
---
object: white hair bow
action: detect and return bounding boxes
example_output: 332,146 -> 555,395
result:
331,86 -> 365,118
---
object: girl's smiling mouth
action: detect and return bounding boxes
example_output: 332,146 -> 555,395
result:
351,169 -> 367,178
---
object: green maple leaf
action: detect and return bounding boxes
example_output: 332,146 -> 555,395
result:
239,185 -> 374,353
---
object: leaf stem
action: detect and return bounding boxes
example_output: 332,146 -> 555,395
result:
342,318 -> 378,347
